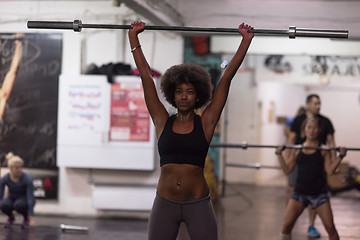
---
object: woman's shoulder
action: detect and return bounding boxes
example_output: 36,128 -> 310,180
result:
0,173 -> 10,184
165,114 -> 176,124
1,173 -> 10,180
319,144 -> 331,155
290,144 -> 301,155
22,172 -> 33,181
294,114 -> 307,123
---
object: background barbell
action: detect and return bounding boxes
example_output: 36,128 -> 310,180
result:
210,142 -> 360,151
211,142 -> 358,196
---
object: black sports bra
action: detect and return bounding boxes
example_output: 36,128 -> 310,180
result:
158,114 -> 209,168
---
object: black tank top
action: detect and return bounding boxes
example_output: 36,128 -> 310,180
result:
158,114 -> 209,168
295,146 -> 327,195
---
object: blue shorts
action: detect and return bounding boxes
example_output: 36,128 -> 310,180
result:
291,191 -> 329,209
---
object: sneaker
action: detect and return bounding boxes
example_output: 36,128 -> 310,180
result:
307,225 -> 321,238
4,215 -> 15,228
21,219 -> 30,229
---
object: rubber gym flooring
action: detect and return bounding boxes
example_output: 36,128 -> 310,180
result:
1,184 -> 359,240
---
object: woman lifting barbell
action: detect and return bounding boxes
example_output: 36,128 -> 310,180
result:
128,20 -> 253,240
275,116 -> 347,240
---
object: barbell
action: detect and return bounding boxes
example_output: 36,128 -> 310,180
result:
60,224 -> 89,233
226,163 -> 280,170
27,20 -> 349,39
210,142 -> 360,151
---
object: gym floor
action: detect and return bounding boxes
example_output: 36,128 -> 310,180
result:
0,183 -> 359,240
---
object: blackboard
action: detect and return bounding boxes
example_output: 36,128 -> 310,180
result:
0,33 -> 62,169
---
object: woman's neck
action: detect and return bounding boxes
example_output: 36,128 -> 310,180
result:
176,111 -> 195,122
304,138 -> 319,146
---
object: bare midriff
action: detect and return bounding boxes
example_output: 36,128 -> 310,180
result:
157,163 -> 209,202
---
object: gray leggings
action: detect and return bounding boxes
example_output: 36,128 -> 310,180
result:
148,192 -> 218,240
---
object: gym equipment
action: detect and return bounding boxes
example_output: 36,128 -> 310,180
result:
27,20 -> 349,39
210,142 -> 360,151
60,224 -> 89,233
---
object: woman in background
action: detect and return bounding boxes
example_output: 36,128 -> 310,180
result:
276,117 -> 346,240
0,152 -> 35,228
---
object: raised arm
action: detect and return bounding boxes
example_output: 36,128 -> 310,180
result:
285,131 -> 297,159
128,21 -> 168,136
0,35 -> 23,119
324,147 -> 346,175
326,133 -> 337,163
202,23 -> 253,137
275,146 -> 298,175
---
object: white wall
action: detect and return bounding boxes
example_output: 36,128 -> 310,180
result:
221,70 -> 259,184
0,0 -> 183,217
256,82 -> 306,186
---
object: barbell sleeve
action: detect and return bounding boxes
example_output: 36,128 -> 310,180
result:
27,21 -> 75,30
27,20 -> 349,39
226,163 -> 281,170
60,224 -> 89,232
294,28 -> 349,39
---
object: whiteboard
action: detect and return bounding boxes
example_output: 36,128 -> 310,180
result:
57,75 -> 155,170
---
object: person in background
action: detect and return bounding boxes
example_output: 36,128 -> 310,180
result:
286,94 -> 336,238
128,20 -> 253,239
284,106 -> 305,140
284,107 -> 305,203
0,152 -> 35,228
276,116 -> 346,240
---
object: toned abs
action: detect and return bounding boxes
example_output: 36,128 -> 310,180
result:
157,163 -> 209,202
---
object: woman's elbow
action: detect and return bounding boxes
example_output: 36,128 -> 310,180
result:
280,167 -> 291,176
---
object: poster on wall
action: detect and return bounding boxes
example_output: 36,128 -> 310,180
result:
57,75 -> 155,170
32,175 -> 58,199
57,75 -> 109,146
110,81 -> 149,142
0,33 -> 61,199
64,84 -> 104,131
